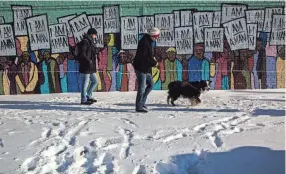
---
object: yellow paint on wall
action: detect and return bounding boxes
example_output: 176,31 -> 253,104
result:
26,63 -> 39,92
210,63 -> 216,77
276,57 -> 285,88
166,48 -> 176,52
152,57 -> 160,83
108,34 -> 115,46
34,50 -> 39,62
51,54 -> 59,59
3,71 -> 10,95
230,62 -> 234,90
18,36 -> 29,52
95,72 -> 102,91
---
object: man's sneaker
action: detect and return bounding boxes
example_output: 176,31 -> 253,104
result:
143,105 -> 148,110
81,101 -> 93,105
136,108 -> 148,113
87,98 -> 97,103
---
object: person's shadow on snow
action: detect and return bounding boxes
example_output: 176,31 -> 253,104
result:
0,101 -> 285,116
0,101 -> 133,113
155,146 -> 285,174
115,103 -> 241,112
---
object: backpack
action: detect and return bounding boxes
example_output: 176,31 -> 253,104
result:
73,38 -> 88,61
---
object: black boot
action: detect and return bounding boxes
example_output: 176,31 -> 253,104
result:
136,108 -> 148,113
87,97 -> 97,103
81,101 -> 93,105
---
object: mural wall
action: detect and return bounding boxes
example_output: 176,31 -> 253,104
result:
0,2 -> 285,94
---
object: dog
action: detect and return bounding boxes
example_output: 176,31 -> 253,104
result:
167,80 -> 211,106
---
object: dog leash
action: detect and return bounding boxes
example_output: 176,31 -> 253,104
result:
186,82 -> 199,90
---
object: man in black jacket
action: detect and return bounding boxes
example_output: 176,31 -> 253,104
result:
78,28 -> 99,105
133,27 -> 160,112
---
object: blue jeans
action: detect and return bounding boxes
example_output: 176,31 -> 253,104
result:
135,70 -> 154,109
81,73 -> 98,102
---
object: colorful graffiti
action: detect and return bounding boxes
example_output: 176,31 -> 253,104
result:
0,3 -> 285,94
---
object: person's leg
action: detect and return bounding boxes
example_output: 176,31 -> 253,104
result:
135,70 -> 147,111
141,73 -> 154,107
81,73 -> 91,104
87,73 -> 98,102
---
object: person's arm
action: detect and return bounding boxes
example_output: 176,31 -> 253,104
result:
147,42 -> 157,67
79,40 -> 91,65
95,47 -> 100,63
148,56 -> 157,67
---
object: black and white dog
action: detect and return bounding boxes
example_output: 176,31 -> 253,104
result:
167,80 -> 211,106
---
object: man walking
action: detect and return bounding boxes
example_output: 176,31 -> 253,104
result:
132,27 -> 160,112
78,28 -> 99,105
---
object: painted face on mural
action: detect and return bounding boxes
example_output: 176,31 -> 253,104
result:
0,57 -> 7,70
246,50 -> 255,58
118,51 -> 134,64
103,34 -> 111,47
256,39 -> 263,51
233,50 -> 240,57
5,57 -> 15,67
240,50 -> 248,60
42,51 -> 51,61
66,52 -> 74,60
194,45 -> 204,59
57,54 -> 66,64
166,51 -> 176,62
221,48 -> 229,59
22,52 -> 30,64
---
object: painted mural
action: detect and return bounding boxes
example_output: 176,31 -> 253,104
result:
0,3 -> 285,94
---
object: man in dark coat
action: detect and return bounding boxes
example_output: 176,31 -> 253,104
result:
132,27 -> 160,112
78,28 -> 99,105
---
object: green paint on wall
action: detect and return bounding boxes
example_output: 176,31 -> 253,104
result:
0,1 -> 284,23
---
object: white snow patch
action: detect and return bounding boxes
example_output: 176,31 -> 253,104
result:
0,89 -> 283,174
21,157 -> 39,172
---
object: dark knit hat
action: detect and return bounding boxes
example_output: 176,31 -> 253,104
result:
87,28 -> 97,35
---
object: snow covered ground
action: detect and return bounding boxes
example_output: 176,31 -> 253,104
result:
0,89 -> 285,174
